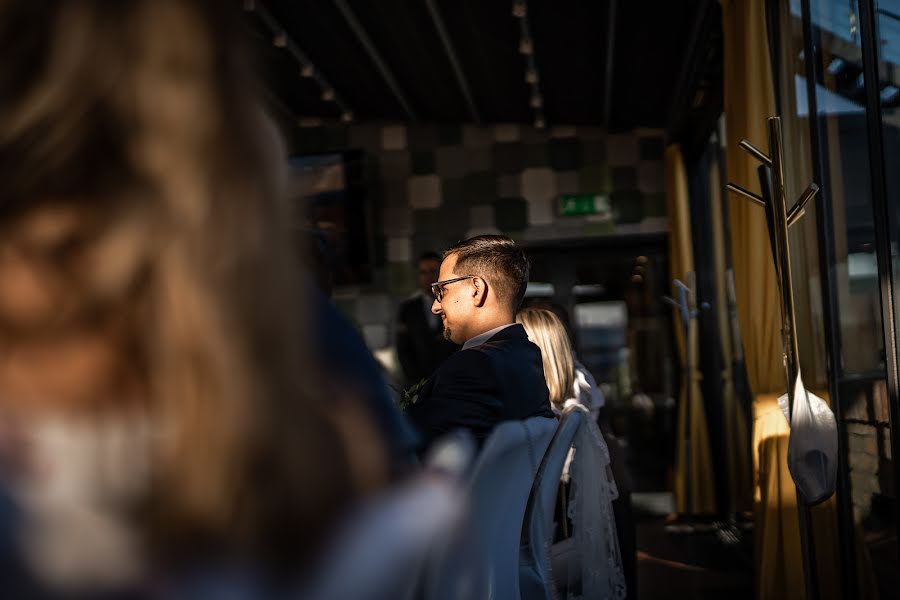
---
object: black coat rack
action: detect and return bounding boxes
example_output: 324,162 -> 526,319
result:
663,275 -> 698,528
726,116 -> 820,600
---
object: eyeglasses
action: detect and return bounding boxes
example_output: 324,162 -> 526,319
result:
430,275 -> 475,302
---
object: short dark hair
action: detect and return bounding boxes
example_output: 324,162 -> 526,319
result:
417,251 -> 441,264
444,235 -> 530,309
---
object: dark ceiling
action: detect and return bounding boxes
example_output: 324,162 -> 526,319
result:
246,0 -> 721,135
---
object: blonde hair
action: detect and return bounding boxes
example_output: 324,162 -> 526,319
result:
516,306 -> 575,407
0,0 -> 368,567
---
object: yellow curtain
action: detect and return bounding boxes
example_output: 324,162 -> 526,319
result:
722,0 -> 782,396
722,1 -> 801,597
723,1 -> 840,598
753,394 -> 803,598
665,144 -> 716,514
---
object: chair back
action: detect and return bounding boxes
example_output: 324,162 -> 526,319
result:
519,409 -> 585,600
425,416 -> 557,600
300,433 -> 475,600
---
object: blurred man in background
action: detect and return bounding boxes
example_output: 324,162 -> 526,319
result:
395,251 -> 458,388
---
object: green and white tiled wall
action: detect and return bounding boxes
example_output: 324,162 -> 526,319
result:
288,120 -> 666,355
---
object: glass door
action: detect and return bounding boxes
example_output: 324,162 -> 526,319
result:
771,0 -> 900,596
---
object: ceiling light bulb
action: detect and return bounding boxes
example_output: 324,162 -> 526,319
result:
341,110 -> 354,122
301,63 -> 315,78
321,87 -> 335,101
519,38 -> 533,55
534,116 -> 546,129
525,68 -> 539,84
273,31 -> 287,48
530,92 -> 543,108
512,1 -> 527,17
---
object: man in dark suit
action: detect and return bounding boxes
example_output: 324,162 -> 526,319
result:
408,236 -> 554,451
395,252 -> 458,387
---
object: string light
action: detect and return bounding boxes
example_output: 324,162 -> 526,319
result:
513,1 -> 545,128
518,37 -> 533,55
249,2 -> 354,125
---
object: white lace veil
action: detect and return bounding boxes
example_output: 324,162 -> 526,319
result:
564,404 -> 627,600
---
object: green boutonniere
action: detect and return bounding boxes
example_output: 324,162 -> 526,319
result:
399,378 -> 428,412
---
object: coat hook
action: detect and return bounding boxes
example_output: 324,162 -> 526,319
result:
726,182 -> 767,208
739,139 -> 772,166
787,183 -> 819,228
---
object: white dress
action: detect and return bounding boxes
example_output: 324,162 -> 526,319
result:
1,415 -> 153,591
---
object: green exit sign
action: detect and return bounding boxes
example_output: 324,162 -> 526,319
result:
559,194 -> 610,217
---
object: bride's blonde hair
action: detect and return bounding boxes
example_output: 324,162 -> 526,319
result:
516,306 -> 575,407
0,0 -> 365,566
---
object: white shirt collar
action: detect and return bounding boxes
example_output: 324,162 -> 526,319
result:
462,323 -> 516,350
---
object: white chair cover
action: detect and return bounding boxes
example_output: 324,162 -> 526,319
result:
564,404 -> 626,600
520,410 -> 584,600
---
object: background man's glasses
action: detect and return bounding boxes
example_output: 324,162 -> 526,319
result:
430,276 -> 475,302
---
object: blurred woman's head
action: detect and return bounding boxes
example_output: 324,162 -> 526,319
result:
0,0 -> 378,579
516,306 -> 574,407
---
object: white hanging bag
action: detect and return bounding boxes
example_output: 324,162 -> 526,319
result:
776,370 -> 838,505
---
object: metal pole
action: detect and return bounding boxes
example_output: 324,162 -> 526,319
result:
424,0 -> 481,124
857,0 -> 900,564
663,279 -> 696,525
333,0 -> 417,121
682,277 -> 695,521
602,0 -> 617,129
796,0 -> 858,594
768,117 -> 819,600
